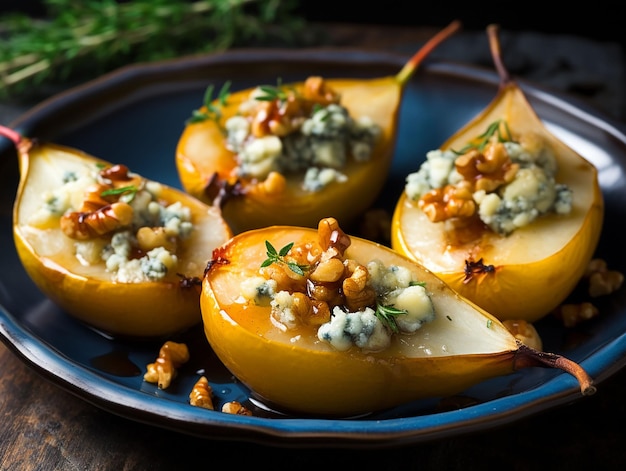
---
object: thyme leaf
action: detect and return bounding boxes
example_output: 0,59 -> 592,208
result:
100,185 -> 138,203
0,0 -> 309,100
375,304 -> 408,334
255,78 -> 290,103
453,119 -> 514,154
186,81 -> 232,124
261,240 -> 309,276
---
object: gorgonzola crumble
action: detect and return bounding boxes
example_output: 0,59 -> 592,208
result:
240,218 -> 436,353
404,121 -> 573,235
31,163 -> 194,282
224,77 -> 381,192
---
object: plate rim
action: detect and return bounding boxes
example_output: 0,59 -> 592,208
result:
2,47 -> 626,447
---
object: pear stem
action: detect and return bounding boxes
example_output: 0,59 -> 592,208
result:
0,124 -> 33,156
487,24 -> 513,86
515,342 -> 596,396
395,20 -> 462,86
0,124 -> 22,146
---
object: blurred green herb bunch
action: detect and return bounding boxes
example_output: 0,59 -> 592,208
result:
0,0 -> 309,100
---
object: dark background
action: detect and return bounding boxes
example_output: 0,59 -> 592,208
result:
2,0 -> 625,47
297,2 -> 625,46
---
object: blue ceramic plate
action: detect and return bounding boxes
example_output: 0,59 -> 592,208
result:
1,49 -> 625,447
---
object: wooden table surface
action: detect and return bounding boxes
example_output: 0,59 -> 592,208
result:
2,22 -> 626,470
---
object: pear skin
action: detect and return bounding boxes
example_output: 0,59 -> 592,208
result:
391,24 -> 603,322
3,125 -> 232,338
201,218 -> 594,416
176,21 -> 462,234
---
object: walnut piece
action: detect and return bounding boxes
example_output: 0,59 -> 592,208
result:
258,171 -> 286,195
418,135 -> 520,224
144,341 -> 190,389
584,258 -> 624,297
189,376 -> 214,410
502,319 -> 543,351
418,183 -> 476,222
553,302 -> 599,328
455,143 -> 519,193
262,217 -> 383,330
221,401 -> 253,416
60,164 -> 141,240
303,76 -> 340,106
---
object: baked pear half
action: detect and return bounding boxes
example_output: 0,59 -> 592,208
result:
201,217 -> 594,416
176,21 -> 460,233
391,25 -> 603,322
4,125 -> 232,338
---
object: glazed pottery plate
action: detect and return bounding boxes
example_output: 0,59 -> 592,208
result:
1,49 -> 625,447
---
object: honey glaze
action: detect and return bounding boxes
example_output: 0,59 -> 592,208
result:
91,350 -> 141,377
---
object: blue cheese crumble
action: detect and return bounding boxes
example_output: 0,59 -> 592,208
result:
404,123 -> 573,235
317,306 -> 390,351
224,77 -> 381,192
33,162 -> 194,282
243,257 -> 435,352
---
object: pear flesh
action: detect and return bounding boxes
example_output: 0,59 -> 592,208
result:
201,219 -> 594,416
176,21 -> 462,233
7,126 -> 232,338
391,25 -> 603,322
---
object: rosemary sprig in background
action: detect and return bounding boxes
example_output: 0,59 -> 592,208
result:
0,0 -> 312,101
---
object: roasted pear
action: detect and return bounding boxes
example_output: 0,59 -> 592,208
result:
391,25 -> 603,322
176,21 -> 461,234
4,125 -> 233,338
200,217 -> 594,416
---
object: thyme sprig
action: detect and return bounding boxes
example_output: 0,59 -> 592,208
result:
100,185 -> 138,203
453,119 -> 514,154
261,241 -> 309,276
375,304 -> 407,333
186,81 -> 232,124
255,78 -> 291,103
0,0 -> 308,100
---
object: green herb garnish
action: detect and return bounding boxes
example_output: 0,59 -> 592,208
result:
186,81 -> 231,124
0,0 -> 309,100
375,304 -> 408,333
261,241 -> 309,276
453,119 -> 514,154
255,78 -> 290,103
100,185 -> 138,203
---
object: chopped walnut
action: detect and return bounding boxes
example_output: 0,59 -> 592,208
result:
584,258 -> 624,298
99,163 -> 143,188
292,292 -> 332,326
221,401 -> 253,416
258,171 -> 287,195
342,264 -> 377,312
309,257 -> 345,283
144,341 -> 190,389
418,135 -> 520,224
259,217 -> 385,331
249,76 -> 339,139
553,302 -> 599,328
455,142 -> 519,193
250,95 -> 301,138
317,217 -> 351,255
189,376 -> 215,410
60,198 -> 134,240
60,164 -> 141,240
502,319 -> 543,351
418,183 -> 476,222
302,76 -> 341,106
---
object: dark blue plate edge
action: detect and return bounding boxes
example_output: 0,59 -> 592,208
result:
0,48 -> 625,448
